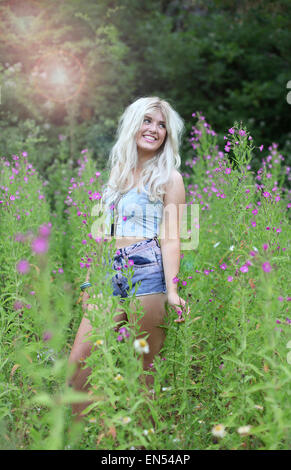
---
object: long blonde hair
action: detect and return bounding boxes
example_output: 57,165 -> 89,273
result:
101,96 -> 184,209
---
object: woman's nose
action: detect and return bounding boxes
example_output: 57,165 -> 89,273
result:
148,122 -> 158,133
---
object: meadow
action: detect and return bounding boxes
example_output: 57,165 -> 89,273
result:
0,113 -> 290,450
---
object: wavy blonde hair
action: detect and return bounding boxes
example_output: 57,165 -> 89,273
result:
101,96 -> 184,210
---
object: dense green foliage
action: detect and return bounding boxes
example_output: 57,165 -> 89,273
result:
1,0 -> 290,451
0,111 -> 290,449
1,0 -> 291,185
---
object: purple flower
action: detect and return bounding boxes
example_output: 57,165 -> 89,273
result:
14,233 -> 25,242
16,259 -> 30,274
43,331 -> 52,342
117,326 -> 130,341
31,237 -> 49,254
119,327 -> 130,338
240,265 -> 248,273
263,244 -> 268,251
262,262 -> 272,273
38,224 -> 51,238
227,276 -> 233,282
220,263 -> 227,270
13,300 -> 23,311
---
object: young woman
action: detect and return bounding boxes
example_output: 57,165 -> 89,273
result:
69,96 -> 190,419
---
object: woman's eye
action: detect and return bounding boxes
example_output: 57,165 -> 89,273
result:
144,118 -> 166,129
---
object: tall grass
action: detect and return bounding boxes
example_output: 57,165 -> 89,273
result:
0,114 -> 290,450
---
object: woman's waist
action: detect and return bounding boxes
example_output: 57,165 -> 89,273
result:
111,235 -> 150,250
104,234 -> 160,252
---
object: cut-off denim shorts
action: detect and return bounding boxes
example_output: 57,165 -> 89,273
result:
102,236 -> 167,303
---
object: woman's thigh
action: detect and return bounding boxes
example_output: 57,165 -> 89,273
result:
128,292 -> 168,362
69,293 -> 127,362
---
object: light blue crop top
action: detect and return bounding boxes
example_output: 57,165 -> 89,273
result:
103,183 -> 164,238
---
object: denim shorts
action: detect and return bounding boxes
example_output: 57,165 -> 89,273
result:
103,236 -> 167,303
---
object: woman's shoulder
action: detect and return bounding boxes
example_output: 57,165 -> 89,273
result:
163,169 -> 185,204
166,169 -> 183,186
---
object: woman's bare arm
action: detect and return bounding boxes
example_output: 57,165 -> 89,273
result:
159,170 -> 185,294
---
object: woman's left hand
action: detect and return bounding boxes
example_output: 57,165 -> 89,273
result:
167,291 -> 190,321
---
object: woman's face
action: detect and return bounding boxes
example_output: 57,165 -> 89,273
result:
136,108 -> 167,157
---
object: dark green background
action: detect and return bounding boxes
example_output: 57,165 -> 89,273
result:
1,0 -> 290,177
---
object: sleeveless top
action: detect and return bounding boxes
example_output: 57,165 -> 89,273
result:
103,182 -> 164,238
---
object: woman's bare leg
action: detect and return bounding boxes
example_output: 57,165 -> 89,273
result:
68,294 -> 127,420
128,292 -> 168,387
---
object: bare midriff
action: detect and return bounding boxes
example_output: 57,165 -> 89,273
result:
105,235 -> 150,250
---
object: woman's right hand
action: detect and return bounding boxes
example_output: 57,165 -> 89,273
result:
82,292 -> 99,311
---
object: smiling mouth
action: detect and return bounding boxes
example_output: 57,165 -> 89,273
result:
143,135 -> 157,142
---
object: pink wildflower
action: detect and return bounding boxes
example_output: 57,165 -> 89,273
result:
262,262 -> 272,273
240,265 -> 248,273
31,237 -> 49,254
38,224 -> 51,238
16,259 -> 30,274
